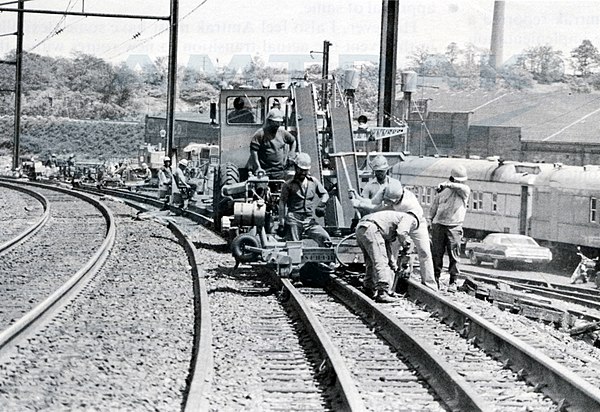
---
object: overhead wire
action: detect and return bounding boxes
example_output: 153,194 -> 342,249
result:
27,0 -> 79,53
103,0 -> 209,61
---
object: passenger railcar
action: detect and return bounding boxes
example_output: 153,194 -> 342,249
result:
530,164 -> 600,252
390,156 -> 552,238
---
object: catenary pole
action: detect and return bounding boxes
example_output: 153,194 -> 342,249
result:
165,0 -> 179,159
12,0 -> 23,171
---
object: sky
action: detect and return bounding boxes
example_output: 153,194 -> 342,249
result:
1,0 -> 600,72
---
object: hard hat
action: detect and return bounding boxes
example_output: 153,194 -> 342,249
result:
370,155 -> 389,171
266,108 -> 284,122
179,159 -> 189,167
162,156 -> 171,163
141,163 -> 148,168
295,153 -> 311,170
450,164 -> 468,181
383,180 -> 404,203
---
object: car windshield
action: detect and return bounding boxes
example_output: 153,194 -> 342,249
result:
499,237 -> 537,246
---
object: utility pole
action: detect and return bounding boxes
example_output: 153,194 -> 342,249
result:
320,40 -> 331,110
0,5 -> 170,169
12,0 -> 24,170
165,0 -> 179,159
377,0 -> 399,152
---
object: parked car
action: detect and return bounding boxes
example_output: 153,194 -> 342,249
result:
465,233 -> 552,269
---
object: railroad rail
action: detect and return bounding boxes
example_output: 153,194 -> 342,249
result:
0,180 -> 115,359
0,181 -> 48,254
7,181 -> 600,410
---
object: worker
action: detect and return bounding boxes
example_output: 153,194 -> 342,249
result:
173,159 -> 192,208
428,164 -> 471,291
278,152 -> 331,247
228,96 -> 255,123
362,156 -> 391,199
355,210 -> 418,303
351,179 -> 438,291
139,163 -> 152,183
157,156 -> 173,204
249,108 -> 297,181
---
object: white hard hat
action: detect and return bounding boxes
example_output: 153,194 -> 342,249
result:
179,159 -> 189,167
370,155 -> 389,171
266,108 -> 284,122
383,180 -> 404,203
162,156 -> 171,163
450,165 -> 467,181
141,163 -> 148,168
295,153 -> 311,170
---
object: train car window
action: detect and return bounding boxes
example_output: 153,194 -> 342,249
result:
472,191 -> 483,211
420,186 -> 427,204
492,193 -> 498,213
227,96 -> 265,124
591,197 -> 598,223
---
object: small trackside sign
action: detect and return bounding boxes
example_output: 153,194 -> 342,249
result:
301,248 -> 335,263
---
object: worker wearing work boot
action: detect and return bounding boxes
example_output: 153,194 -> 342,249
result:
278,152 -> 331,247
429,164 -> 470,291
355,210 -> 418,303
351,179 -> 438,291
249,108 -> 297,181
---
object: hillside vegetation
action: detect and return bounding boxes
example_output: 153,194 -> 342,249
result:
2,39 -> 600,165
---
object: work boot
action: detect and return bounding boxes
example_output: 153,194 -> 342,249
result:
374,290 -> 396,303
362,285 -> 375,298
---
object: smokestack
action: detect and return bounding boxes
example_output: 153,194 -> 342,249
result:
490,0 -> 505,69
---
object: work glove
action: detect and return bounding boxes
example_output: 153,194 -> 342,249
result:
315,206 -> 326,218
351,198 -> 362,209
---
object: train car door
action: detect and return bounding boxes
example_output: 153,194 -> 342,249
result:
519,185 -> 529,235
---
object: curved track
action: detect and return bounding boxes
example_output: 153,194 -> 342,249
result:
0,182 -> 48,254
11,183 -> 600,411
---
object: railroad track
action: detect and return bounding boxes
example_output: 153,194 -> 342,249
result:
0,181 -> 48,254
0,180 -> 202,410
5,181 -> 600,410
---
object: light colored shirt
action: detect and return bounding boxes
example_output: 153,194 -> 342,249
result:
429,181 -> 470,226
357,210 -> 418,242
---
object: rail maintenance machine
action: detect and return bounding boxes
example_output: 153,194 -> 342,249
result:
209,78 -> 407,283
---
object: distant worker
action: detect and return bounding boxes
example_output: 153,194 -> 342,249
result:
249,108 -> 297,180
355,210 -> 417,303
278,153 -> 331,247
139,163 -> 152,183
351,179 -> 438,291
66,153 -> 75,178
228,96 -> 255,123
428,164 -> 471,291
158,156 -> 173,201
173,159 -> 192,208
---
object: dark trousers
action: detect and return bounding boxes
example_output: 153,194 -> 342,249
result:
431,223 -> 463,284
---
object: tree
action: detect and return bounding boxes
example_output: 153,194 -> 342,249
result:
571,39 -> 600,77
407,46 -> 432,75
518,45 -> 564,84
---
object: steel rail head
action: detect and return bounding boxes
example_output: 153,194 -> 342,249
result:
0,181 -> 50,255
406,279 -> 600,412
0,183 -> 116,360
267,273 -> 366,412
167,221 -> 213,412
327,275 -> 490,412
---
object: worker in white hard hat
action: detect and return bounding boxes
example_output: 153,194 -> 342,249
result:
428,164 -> 471,292
278,152 -> 331,247
173,158 -> 192,208
249,108 -> 297,180
350,179 -> 438,292
355,210 -> 418,303
157,155 -> 173,205
139,162 -> 152,183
